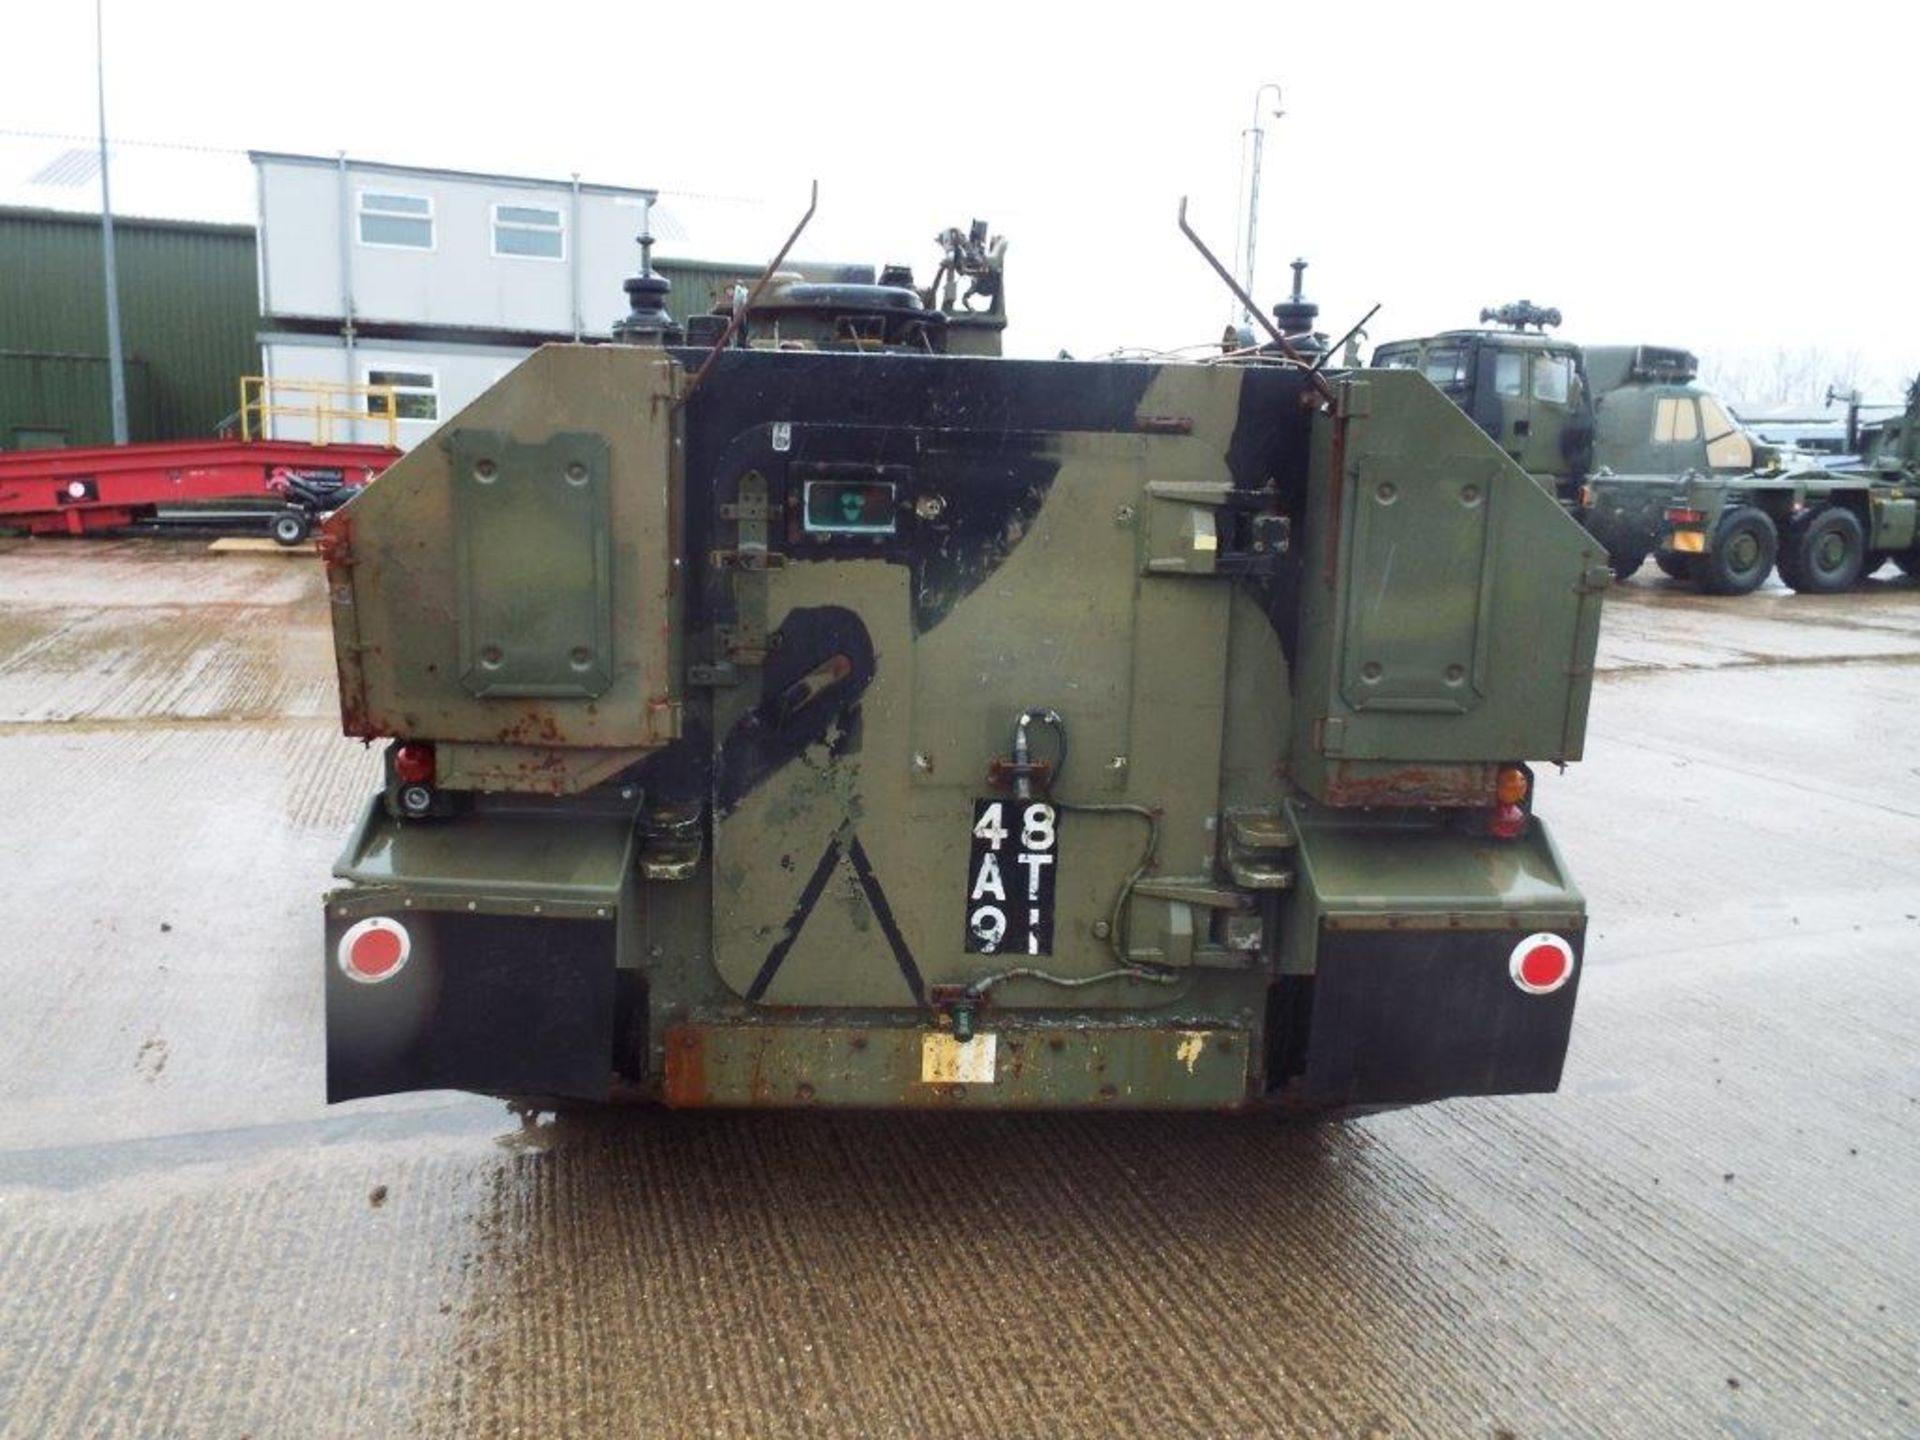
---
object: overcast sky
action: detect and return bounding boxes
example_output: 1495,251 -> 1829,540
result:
10,0 -> 1917,399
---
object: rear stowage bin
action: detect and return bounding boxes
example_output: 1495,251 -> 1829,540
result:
1272,802 -> 1586,1108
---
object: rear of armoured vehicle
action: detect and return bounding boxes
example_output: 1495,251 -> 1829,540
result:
320,238 -> 1606,1115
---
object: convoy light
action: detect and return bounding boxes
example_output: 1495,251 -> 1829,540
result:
393,742 -> 436,784
1509,932 -> 1574,994
337,916 -> 411,984
1495,765 -> 1530,807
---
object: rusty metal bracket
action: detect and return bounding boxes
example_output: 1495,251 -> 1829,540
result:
709,550 -> 787,571
717,622 -> 769,664
985,757 -> 1053,793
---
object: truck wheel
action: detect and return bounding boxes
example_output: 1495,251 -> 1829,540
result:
1781,506 -> 1864,594
1654,551 -> 1697,580
271,509 -> 312,546
1698,506 -> 1777,595
1610,548 -> 1647,581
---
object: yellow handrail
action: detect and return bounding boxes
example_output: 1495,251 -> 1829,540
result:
238,376 -> 399,447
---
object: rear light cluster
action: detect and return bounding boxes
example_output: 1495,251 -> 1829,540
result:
337,916 -> 411,984
1509,932 -> 1574,994
392,741 -> 437,817
1664,506 -> 1706,525
393,742 -> 435,784
1488,763 -> 1531,840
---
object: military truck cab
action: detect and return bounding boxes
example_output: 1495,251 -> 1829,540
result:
1374,315 -> 1772,579
1371,304 -> 1590,495
1577,345 -> 1772,580
1661,377 -> 1920,594
1584,346 -> 1758,476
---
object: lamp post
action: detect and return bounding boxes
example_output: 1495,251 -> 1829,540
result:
1233,82 -> 1284,328
96,0 -> 128,444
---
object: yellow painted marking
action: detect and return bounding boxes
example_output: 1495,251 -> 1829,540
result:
1175,1031 -> 1210,1074
921,1032 -> 997,1084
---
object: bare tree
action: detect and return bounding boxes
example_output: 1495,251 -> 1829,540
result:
1698,345 -> 1872,412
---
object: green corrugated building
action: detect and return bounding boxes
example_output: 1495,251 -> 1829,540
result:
0,206 -> 261,449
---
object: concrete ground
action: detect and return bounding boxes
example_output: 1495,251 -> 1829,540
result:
0,538 -> 1915,1439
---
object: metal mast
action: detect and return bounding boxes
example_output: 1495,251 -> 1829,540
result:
96,0 -> 128,444
1232,82 -> 1284,327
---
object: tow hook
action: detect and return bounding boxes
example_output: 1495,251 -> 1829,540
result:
986,707 -> 1066,799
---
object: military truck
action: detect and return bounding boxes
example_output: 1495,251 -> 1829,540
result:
1369,302 -> 1589,499
317,212 -> 1605,1115
1660,376 -> 1920,593
1371,309 -> 1769,578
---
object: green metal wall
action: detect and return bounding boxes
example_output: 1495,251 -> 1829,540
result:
0,353 -> 155,447
0,207 -> 258,448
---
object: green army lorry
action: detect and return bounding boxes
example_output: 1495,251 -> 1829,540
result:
1369,303 -> 1589,499
316,218 -> 1605,1115
1371,308 -> 1769,578
1660,377 -> 1920,593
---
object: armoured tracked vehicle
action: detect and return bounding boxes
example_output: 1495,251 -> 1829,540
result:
317,206 -> 1605,1113
1372,310 -> 1770,577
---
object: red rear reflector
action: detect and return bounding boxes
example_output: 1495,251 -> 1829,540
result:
1510,933 -> 1574,994
337,916 -> 411,984
393,742 -> 435,784
1665,507 -> 1705,524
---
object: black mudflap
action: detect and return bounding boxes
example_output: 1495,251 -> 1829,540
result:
1285,924 -> 1584,1107
325,908 -> 617,1103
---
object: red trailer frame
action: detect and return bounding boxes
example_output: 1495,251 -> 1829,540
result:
0,439 -> 398,537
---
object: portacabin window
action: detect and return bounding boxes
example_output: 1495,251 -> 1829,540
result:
492,202 -> 564,260
358,191 -> 434,250
364,368 -> 439,422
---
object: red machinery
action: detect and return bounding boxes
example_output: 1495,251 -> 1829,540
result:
0,439 -> 398,541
